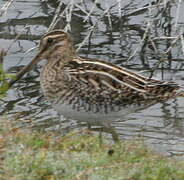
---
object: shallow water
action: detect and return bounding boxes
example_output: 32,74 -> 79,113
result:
1,0 -> 184,157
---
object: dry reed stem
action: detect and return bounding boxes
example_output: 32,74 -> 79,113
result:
123,2 -> 164,17
164,34 -> 181,54
48,1 -> 64,31
0,0 -> 14,16
126,21 -> 151,62
76,1 -> 119,51
180,32 -> 184,55
174,0 -> 182,33
64,0 -> 74,32
84,0 -> 99,22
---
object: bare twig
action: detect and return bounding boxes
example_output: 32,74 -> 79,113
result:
48,1 -> 64,31
174,0 -> 181,33
6,26 -> 30,54
76,25 -> 95,52
163,0 -> 167,8
180,32 -> 184,55
0,0 -> 14,16
126,21 -> 151,62
152,36 -> 177,40
64,0 -> 74,32
148,37 -> 158,54
48,0 -> 75,32
117,2 -> 165,17
84,0 -> 98,22
76,1 -> 119,52
105,2 -> 112,30
117,0 -> 121,19
74,4 -> 88,15
164,34 -> 181,54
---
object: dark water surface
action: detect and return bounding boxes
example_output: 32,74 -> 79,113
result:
1,0 -> 184,157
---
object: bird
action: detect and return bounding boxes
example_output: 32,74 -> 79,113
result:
9,30 -> 183,123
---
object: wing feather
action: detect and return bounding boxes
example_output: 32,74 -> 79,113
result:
64,57 -> 179,98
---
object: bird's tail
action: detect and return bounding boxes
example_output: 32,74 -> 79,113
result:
175,91 -> 184,97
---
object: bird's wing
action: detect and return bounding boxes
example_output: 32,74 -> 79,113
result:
64,56 -> 179,97
57,57 -> 180,113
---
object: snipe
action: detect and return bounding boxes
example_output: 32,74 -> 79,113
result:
10,30 -> 183,122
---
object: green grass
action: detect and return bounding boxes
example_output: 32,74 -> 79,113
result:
0,50 -> 15,97
0,118 -> 184,180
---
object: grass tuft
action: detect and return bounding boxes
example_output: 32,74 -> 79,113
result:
0,118 -> 184,180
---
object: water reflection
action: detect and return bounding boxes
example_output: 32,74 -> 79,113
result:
1,0 -> 184,157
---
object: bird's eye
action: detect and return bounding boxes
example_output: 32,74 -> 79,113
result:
47,38 -> 54,43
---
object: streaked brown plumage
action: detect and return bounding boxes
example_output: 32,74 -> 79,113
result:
11,30 -> 183,120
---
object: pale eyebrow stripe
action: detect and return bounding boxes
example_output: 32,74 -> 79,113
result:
47,34 -> 66,39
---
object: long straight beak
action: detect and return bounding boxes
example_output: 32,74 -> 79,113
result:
8,52 -> 42,87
